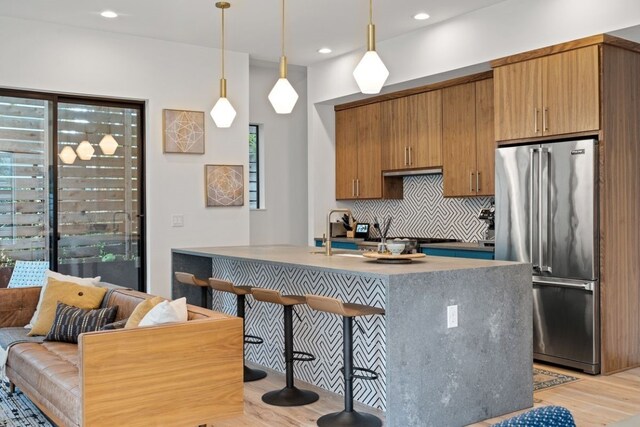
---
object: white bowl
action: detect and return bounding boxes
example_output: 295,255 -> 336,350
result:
386,242 -> 405,255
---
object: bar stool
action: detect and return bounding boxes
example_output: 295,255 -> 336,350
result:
174,272 -> 209,308
305,294 -> 384,427
252,288 -> 319,406
209,278 -> 267,382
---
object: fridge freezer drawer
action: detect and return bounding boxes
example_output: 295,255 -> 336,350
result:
532,279 -> 600,374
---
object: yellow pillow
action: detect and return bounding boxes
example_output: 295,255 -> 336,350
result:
125,296 -> 165,329
28,278 -> 107,336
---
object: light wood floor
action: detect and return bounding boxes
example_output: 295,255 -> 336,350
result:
212,363 -> 640,426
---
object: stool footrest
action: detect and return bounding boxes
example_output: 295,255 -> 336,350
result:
292,351 -> 315,362
340,366 -> 379,381
244,334 -> 264,345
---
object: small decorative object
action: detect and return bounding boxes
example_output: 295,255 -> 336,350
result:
163,109 -> 205,154
205,165 -> 244,207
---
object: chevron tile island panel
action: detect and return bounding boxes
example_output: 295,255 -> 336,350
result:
210,257 -> 388,411
353,175 -> 493,241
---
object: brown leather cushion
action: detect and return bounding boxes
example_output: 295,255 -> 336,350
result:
7,342 -> 81,425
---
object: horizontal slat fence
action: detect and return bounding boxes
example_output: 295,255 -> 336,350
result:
0,97 -> 140,271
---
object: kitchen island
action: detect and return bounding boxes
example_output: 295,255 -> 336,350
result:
172,245 -> 532,426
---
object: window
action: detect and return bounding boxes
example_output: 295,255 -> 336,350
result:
0,90 -> 145,291
249,124 -> 260,209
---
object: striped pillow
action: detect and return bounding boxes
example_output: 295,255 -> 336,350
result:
45,302 -> 118,343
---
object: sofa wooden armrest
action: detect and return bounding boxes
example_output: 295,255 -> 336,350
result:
79,315 -> 243,427
0,287 -> 41,328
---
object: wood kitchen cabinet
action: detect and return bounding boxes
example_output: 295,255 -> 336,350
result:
442,78 -> 494,197
335,103 -> 383,200
494,45 -> 599,141
382,90 -> 442,171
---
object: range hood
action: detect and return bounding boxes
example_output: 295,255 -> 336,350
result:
383,167 -> 442,177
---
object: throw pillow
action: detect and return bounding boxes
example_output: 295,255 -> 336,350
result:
28,279 -> 108,336
7,261 -> 49,288
26,271 -> 101,329
124,296 -> 165,329
100,318 -> 129,330
138,297 -> 188,327
45,303 -> 118,344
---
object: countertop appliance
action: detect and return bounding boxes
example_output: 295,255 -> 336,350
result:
495,138 -> 599,374
478,202 -> 495,246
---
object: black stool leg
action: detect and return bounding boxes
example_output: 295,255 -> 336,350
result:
317,316 -> 381,427
262,305 -> 319,406
237,293 -> 267,382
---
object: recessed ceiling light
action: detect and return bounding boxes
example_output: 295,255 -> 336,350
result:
100,10 -> 118,18
414,12 -> 430,20
318,48 -> 332,54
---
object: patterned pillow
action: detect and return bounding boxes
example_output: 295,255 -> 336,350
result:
7,261 -> 49,288
492,405 -> 576,426
45,303 -> 118,343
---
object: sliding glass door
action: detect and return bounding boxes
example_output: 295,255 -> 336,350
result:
0,91 -> 145,291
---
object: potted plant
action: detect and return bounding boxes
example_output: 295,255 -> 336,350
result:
0,250 -> 14,288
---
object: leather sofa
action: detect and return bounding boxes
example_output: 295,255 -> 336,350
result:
0,286 -> 244,427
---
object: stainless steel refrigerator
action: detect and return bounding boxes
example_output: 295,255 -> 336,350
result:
495,138 -> 599,374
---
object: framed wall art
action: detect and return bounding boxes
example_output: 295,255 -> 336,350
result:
205,165 -> 244,207
163,109 -> 205,154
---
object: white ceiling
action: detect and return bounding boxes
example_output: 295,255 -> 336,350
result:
0,0 -> 509,66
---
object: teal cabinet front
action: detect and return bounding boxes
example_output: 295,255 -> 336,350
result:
422,247 -> 494,260
314,239 -> 359,251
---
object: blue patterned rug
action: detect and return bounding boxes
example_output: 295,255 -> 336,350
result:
0,382 -> 53,427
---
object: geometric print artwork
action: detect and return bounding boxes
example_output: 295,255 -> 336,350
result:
353,174 -> 493,242
209,257 -> 388,411
163,109 -> 205,154
0,381 -> 53,426
205,165 -> 244,207
6,261 -> 49,288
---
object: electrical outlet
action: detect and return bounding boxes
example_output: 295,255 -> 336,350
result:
447,305 -> 458,328
171,214 -> 184,227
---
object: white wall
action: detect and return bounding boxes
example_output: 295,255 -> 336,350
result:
248,61 -> 308,246
307,0 -> 640,242
0,16 -> 250,298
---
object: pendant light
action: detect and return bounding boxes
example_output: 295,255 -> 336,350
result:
99,108 -> 119,155
268,0 -> 298,114
76,139 -> 95,160
59,146 -> 77,164
353,0 -> 389,94
210,1 -> 237,128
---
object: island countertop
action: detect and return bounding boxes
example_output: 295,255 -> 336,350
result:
172,244 -> 520,277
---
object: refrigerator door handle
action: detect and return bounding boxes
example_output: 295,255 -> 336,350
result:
529,148 -> 538,269
540,148 -> 552,273
533,278 -> 595,292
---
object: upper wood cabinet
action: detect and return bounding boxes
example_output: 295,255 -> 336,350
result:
442,79 -> 495,197
335,103 -> 383,200
494,45 -> 600,141
382,90 -> 442,171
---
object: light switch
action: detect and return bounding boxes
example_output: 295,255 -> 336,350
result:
172,214 -> 184,227
447,305 -> 458,328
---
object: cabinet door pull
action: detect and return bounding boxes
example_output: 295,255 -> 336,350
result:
356,179 -> 360,197
476,171 -> 481,192
404,146 -> 408,166
470,172 -> 475,192
409,146 -> 412,166
534,108 -> 539,134
543,108 -> 549,132
352,179 -> 356,197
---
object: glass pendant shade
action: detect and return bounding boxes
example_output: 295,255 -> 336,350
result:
210,97 -> 236,128
269,77 -> 298,114
76,140 -> 95,160
353,50 -> 389,94
59,146 -> 77,164
99,134 -> 118,155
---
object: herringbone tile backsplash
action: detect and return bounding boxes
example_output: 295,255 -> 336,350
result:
353,175 -> 493,242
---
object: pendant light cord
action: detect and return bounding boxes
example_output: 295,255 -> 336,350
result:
281,0 -> 285,56
221,7 -> 225,79
369,0 -> 373,25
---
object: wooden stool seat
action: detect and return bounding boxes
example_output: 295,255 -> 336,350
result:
174,272 -> 208,287
252,288 -> 306,306
209,278 -> 253,295
305,294 -> 385,318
